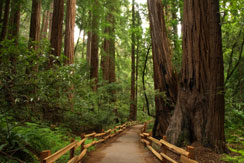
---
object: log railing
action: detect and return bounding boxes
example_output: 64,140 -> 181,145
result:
40,121 -> 136,163
140,122 -> 198,163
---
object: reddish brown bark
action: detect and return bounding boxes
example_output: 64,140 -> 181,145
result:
166,0 -> 226,152
29,0 -> 41,49
147,0 -> 177,136
50,0 -> 64,65
0,0 -> 10,41
90,0 -> 100,91
64,0 -> 76,65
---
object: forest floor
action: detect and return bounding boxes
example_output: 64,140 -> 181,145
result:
83,125 -> 160,163
83,124 -> 233,163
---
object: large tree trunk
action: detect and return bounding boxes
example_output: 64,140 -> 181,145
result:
129,0 -> 136,121
50,0 -> 64,66
166,0 -> 226,153
90,0 -> 100,91
29,0 -> 41,49
147,0 -> 177,137
64,0 -> 76,65
0,0 -> 10,41
8,0 -> 20,74
0,0 -> 4,23
8,0 -> 20,42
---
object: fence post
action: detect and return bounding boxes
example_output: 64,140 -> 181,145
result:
70,139 -> 75,160
187,146 -> 195,159
40,150 -> 51,163
143,122 -> 147,132
161,136 -> 167,162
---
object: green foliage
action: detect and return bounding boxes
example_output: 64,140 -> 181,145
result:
0,116 -> 71,163
223,96 -> 244,162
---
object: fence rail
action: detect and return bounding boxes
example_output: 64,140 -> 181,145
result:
40,121 -> 136,163
139,122 -> 198,163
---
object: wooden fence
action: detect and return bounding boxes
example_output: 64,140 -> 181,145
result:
140,122 -> 198,163
40,122 -> 136,163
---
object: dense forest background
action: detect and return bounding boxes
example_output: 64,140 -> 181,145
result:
0,0 -> 243,162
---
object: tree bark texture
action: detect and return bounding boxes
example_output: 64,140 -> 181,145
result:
86,11 -> 92,66
50,0 -> 64,66
166,0 -> 226,153
0,0 -> 4,23
29,0 -> 41,49
90,0 -> 100,91
147,0 -> 177,137
8,0 -> 20,42
64,0 -> 76,65
129,0 -> 136,121
101,2 -> 116,83
7,0 -> 20,74
0,0 -> 10,41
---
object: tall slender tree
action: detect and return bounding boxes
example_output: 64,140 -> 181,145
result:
0,0 -> 4,23
0,0 -> 10,41
86,11 -> 92,66
90,0 -> 100,91
64,0 -> 76,65
129,0 -> 136,121
8,0 -> 20,42
101,0 -> 116,82
166,0 -> 226,152
29,0 -> 41,49
50,0 -> 64,66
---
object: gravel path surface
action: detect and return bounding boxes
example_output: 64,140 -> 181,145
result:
84,125 -> 160,163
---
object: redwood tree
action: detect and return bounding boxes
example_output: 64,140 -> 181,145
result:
64,0 -> 76,65
29,0 -> 41,49
166,0 -> 226,152
86,11 -> 92,66
50,0 -> 64,66
129,0 -> 136,121
101,0 -> 116,83
0,0 -> 4,23
101,0 -> 117,119
0,0 -> 10,41
8,0 -> 20,42
147,0 -> 177,136
90,0 -> 100,91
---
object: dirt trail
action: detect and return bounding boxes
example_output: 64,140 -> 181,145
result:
84,125 -> 160,163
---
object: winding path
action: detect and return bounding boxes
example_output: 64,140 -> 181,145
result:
84,125 -> 160,163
